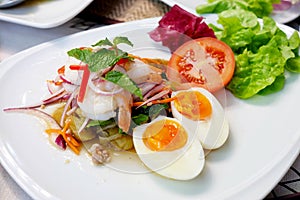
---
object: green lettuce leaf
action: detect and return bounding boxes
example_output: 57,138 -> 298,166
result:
258,74 -> 285,95
286,57 -> 300,73
227,45 -> 285,99
196,0 -> 280,18
213,9 -> 300,98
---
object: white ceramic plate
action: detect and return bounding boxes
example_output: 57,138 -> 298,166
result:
0,0 -> 93,28
160,0 -> 300,24
0,16 -> 300,200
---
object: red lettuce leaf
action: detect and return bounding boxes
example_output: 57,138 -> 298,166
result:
149,5 -> 216,52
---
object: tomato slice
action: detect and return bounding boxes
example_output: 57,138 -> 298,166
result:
167,37 -> 235,92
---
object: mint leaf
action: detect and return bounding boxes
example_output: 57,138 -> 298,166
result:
113,36 -> 133,47
67,48 -> 90,61
92,36 -> 133,48
92,38 -> 113,47
104,71 -> 143,99
67,48 -> 129,72
68,36 -> 134,72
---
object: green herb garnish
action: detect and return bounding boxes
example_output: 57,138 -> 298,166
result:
92,36 -> 133,48
104,70 -> 143,99
196,0 -> 280,18
67,36 -> 143,98
67,36 -> 133,72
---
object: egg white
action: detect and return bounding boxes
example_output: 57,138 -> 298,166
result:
171,87 -> 229,150
132,116 -> 205,180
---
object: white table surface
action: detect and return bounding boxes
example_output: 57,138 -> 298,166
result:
0,15 -> 299,200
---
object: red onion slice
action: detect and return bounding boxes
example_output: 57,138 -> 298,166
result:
42,88 -> 65,102
60,89 -> 78,126
143,83 -> 166,100
47,80 -> 63,95
136,88 -> 171,108
54,134 -> 67,150
59,74 -> 75,85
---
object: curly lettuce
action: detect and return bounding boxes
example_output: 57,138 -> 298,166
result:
196,0 -> 280,18
210,9 -> 300,99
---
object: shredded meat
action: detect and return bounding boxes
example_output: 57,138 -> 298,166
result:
89,143 -> 111,165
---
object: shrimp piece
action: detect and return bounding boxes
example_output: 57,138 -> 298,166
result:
114,89 -> 133,133
125,60 -> 163,84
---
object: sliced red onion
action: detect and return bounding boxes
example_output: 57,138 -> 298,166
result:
62,82 -> 79,93
136,88 -> 171,108
143,83 -> 165,100
5,99 -> 62,110
47,80 -> 63,95
54,134 -> 67,150
66,106 -> 78,116
4,88 -> 68,110
42,88 -> 65,102
43,92 -> 68,106
60,89 -> 78,126
71,96 -> 78,109
59,74 -> 75,85
138,82 -> 158,96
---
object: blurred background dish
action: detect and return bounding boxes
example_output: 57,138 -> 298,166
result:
0,0 -> 26,8
0,0 -> 93,28
271,0 -> 300,23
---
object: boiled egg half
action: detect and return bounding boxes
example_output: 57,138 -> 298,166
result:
132,116 -> 205,180
171,87 -> 229,150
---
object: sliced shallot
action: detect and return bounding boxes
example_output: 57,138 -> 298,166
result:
42,88 -> 65,103
136,88 -> 171,108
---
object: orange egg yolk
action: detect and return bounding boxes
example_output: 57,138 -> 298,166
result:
143,119 -> 187,151
174,91 -> 212,120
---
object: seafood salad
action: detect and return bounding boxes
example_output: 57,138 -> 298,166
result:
4,36 -> 230,180
5,3 -> 300,181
